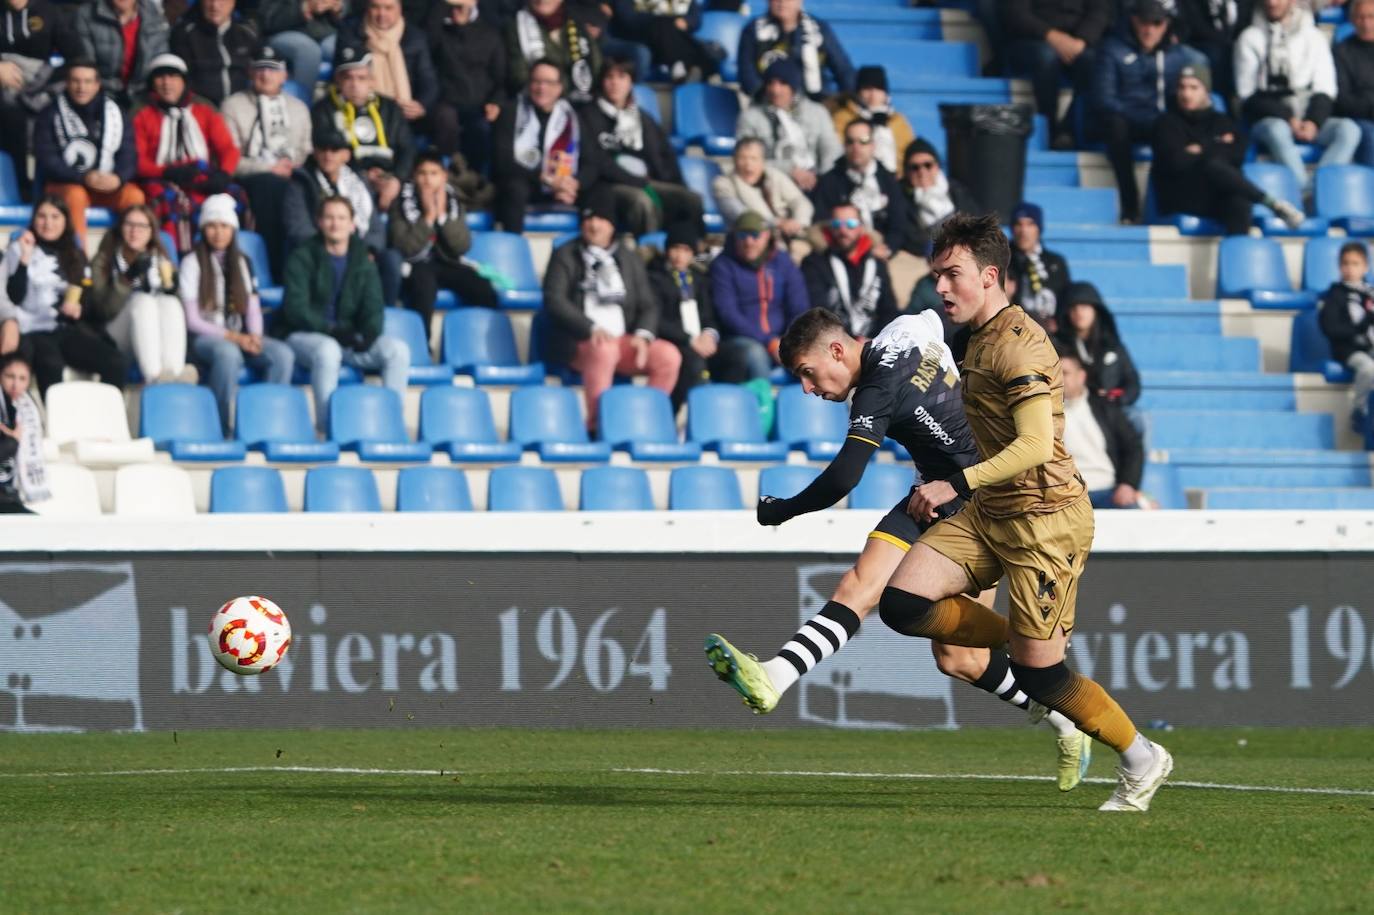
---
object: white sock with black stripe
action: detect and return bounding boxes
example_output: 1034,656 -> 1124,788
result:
973,649 -> 1077,735
761,601 -> 863,696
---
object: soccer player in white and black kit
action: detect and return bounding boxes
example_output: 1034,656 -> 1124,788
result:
705,307 -> 1092,790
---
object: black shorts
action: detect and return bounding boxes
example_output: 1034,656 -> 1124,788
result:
868,486 -> 967,553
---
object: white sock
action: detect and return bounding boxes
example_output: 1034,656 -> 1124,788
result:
762,657 -> 800,694
1120,732 -> 1156,775
766,601 -> 862,697
1045,709 -> 1079,737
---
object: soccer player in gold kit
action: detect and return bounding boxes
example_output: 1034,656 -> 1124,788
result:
878,213 -> 1173,811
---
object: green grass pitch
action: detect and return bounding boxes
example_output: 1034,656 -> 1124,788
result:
3,727 -> 1371,913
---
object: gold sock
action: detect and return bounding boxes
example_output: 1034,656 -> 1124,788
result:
926,594 -> 1010,648
1039,671 -> 1138,753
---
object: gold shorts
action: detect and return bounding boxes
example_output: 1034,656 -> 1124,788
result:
917,493 -> 1094,640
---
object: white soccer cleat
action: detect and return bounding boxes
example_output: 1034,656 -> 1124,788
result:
1099,741 -> 1174,812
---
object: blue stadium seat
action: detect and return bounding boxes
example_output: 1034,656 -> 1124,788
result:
632,83 -> 662,122
1127,333 -> 1260,372
523,207 -> 580,232
848,463 -> 915,509
0,204 -> 30,226
1176,463 -> 1372,490
696,11 -> 744,82
1071,261 -> 1188,300
86,207 -> 114,228
671,83 -> 739,155
382,307 -> 453,385
488,466 -> 564,511
328,386 -> 433,461
678,156 -> 725,232
465,232 -> 544,309
1139,463 -> 1184,510
417,386 -> 522,462
1301,237 -> 1371,292
209,467 -> 288,513
0,152 -> 18,204
1314,164 -> 1374,235
1216,236 -> 1317,309
686,384 -> 789,461
757,464 -> 821,500
464,210 -> 493,231
396,466 -> 474,511
140,384 -> 247,461
1202,487 -> 1374,510
234,383 -> 339,462
441,309 -> 543,385
1022,186 -> 1117,225
1135,372 -> 1296,411
509,386 -> 612,462
281,79 -> 311,105
1243,162 -> 1327,236
304,466 -> 381,512
236,230 -> 282,308
1147,410 -> 1333,450
580,466 -> 654,510
1289,309 -> 1354,381
774,384 -> 848,459
669,465 -> 743,509
597,386 -> 702,461
844,40 -> 979,85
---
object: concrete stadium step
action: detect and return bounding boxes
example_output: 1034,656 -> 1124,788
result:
1146,410 -> 1333,450
1198,487 -> 1374,510
1115,333 -> 1259,372
1181,465 -> 1373,490
1115,313 -> 1223,336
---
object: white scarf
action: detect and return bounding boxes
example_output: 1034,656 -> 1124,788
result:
845,160 -> 887,227
515,8 -> 593,99
910,170 -> 955,227
580,243 -> 628,336
513,94 -> 579,178
1340,283 -> 1374,349
245,92 -> 291,162
11,391 -> 47,504
313,164 -> 373,237
4,239 -> 64,333
754,13 -> 824,96
636,0 -> 692,15
114,248 -> 171,292
155,104 -> 210,166
1019,244 -> 1057,322
768,104 -> 814,171
596,96 -> 648,178
857,103 -> 897,172
54,93 -> 123,174
515,8 -> 547,62
828,252 -> 881,337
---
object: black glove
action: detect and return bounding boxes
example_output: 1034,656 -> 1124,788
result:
328,327 -> 356,349
162,164 -> 200,188
125,253 -> 152,281
757,495 -> 792,527
203,170 -> 231,195
355,331 -> 377,352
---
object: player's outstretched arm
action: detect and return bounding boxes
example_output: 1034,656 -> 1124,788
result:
757,435 -> 880,525
912,396 -> 1053,518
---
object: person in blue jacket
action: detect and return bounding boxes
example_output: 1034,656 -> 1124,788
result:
737,0 -> 853,100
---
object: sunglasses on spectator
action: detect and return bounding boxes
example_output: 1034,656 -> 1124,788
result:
738,230 -> 766,239
909,159 -> 938,171
829,217 -> 861,230
844,136 -> 872,146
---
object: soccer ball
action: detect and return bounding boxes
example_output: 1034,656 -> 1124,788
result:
207,596 -> 292,675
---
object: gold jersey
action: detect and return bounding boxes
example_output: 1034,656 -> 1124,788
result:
960,304 -> 1085,519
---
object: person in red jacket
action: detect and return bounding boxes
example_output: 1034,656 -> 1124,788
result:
132,53 -> 241,252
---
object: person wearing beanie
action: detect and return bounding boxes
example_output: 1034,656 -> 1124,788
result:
711,137 -> 814,249
1002,0 -> 1111,149
831,65 -> 915,174
1152,65 -> 1305,234
182,193 -> 295,434
543,189 -> 681,431
896,138 -> 982,261
737,0 -> 854,99
801,200 -> 898,340
1333,0 -> 1374,169
1053,281 -> 1140,407
72,0 -> 170,105
736,58 -> 842,193
169,0 -> 259,106
1007,201 -> 1071,332
707,209 -> 810,382
132,53 -> 242,253
311,41 -> 413,211
648,220 -> 722,408
812,118 -> 910,261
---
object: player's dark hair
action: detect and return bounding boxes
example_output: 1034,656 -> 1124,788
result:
1340,241 -> 1368,262
930,212 -> 1010,284
779,307 -> 849,370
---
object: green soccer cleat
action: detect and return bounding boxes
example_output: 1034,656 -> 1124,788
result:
704,633 -> 780,715
1056,730 -> 1092,792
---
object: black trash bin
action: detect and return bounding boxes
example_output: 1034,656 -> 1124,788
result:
938,103 -> 1034,225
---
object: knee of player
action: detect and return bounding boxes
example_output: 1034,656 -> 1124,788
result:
832,567 -> 885,617
930,641 -> 979,681
877,586 -> 935,637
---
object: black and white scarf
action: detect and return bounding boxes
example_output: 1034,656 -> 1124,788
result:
754,12 -> 824,96
1019,245 -> 1056,320
857,103 -> 897,172
634,0 -> 692,15
54,93 -> 123,174
827,253 -> 881,337
909,170 -> 955,227
580,243 -> 628,335
114,248 -> 171,293
766,104 -> 813,171
155,103 -> 210,166
398,180 -> 462,262
515,8 -> 594,100
8,392 -> 48,504
596,96 -> 648,178
244,92 -> 292,162
312,163 -> 373,235
1339,282 -> 1374,349
845,160 -> 887,227
1206,0 -> 1237,31
513,94 -> 579,177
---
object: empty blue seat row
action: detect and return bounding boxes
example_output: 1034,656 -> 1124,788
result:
1072,261 -> 1189,300
1200,488 -> 1374,510
1126,334 -> 1260,372
1147,410 -> 1333,450
1217,236 -> 1318,309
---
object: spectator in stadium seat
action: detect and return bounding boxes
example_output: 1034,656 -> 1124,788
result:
1091,0 -> 1206,225
1153,63 -> 1305,234
580,57 -> 703,236
1006,202 -> 1069,332
5,196 -> 127,393
426,0 -> 508,174
830,66 -> 914,176
274,194 -> 409,428
505,0 -> 602,104
312,44 -> 413,211
812,119 -> 910,261
1235,0 -> 1360,193
648,220 -> 720,408
1054,281 -> 1141,407
222,46 -> 312,283
736,59 -> 841,194
896,139 -> 981,261
36,60 -> 145,244
0,352 -> 46,512
182,194 -> 295,435
542,190 -> 680,431
169,0 -> 258,107
133,54 -> 241,253
801,201 -> 898,340
337,0 -> 440,141
1000,0 -> 1111,149
609,0 -> 718,83
0,0 -> 79,199
88,203 -> 191,383
73,0 -> 170,105
1174,0 -> 1251,101
1318,240 -> 1374,430
259,0 -> 350,87
737,0 -> 854,99
711,137 -> 813,249
491,58 -> 593,233
389,151 -> 499,332
708,210 -> 809,382
1059,349 -> 1145,510
1334,0 -> 1374,168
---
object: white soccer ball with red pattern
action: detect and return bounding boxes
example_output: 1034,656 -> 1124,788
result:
207,596 -> 292,675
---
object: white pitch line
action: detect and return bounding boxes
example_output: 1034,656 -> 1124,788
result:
0,766 -> 448,779
611,767 -> 1374,799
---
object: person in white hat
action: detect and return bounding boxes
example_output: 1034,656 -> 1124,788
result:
181,194 -> 295,434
